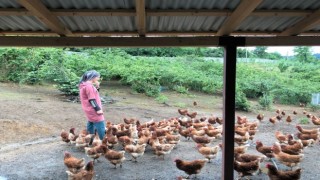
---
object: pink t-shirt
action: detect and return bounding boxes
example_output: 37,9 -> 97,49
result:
79,82 -> 104,122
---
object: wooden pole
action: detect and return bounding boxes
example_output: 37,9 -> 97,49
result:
219,37 -> 244,180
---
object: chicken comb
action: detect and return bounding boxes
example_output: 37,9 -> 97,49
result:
195,143 -> 203,149
64,151 -> 70,156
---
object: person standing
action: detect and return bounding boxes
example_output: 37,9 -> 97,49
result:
78,70 -> 105,140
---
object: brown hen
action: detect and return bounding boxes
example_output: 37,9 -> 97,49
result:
66,161 -> 94,180
124,144 -> 146,162
256,141 -> 273,159
196,144 -> 219,162
296,125 -> 319,134
266,163 -> 301,180
178,109 -> 188,116
64,151 -> 85,173
174,159 -> 208,179
100,145 -> 126,169
234,158 -> 261,178
256,113 -> 264,121
272,142 -> 304,169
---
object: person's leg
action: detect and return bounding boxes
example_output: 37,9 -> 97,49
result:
94,120 -> 106,140
87,121 -> 95,134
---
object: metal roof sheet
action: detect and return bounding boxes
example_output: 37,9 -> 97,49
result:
146,0 -> 240,10
0,16 -> 48,31
58,16 -> 135,32
257,0 -> 320,10
147,16 -> 226,32
0,0 -> 22,8
237,16 -> 304,32
0,0 -> 320,36
41,0 -> 135,9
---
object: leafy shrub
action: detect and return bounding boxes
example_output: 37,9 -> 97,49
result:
272,86 -> 311,105
235,88 -> 250,111
173,85 -> 188,94
1,47 -> 320,105
258,93 -> 273,110
202,79 -> 223,94
0,48 -> 40,83
145,84 -> 161,97
278,61 -> 290,72
155,94 -> 168,104
130,81 -> 160,97
241,78 -> 275,98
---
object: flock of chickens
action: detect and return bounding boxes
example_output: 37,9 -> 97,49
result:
60,107 -> 320,180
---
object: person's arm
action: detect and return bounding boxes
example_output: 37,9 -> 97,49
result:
89,99 -> 102,112
86,85 -> 103,114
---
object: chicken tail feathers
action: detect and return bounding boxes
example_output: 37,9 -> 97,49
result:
202,159 -> 209,163
79,158 -> 85,166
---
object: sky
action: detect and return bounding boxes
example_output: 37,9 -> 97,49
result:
243,46 -> 320,56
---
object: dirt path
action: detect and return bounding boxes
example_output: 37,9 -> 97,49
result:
0,82 -> 319,180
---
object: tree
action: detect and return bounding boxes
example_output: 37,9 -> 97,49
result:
267,52 -> 282,60
237,48 -> 254,58
203,47 -> 223,57
237,48 -> 247,58
293,46 -> 315,63
253,46 -> 268,58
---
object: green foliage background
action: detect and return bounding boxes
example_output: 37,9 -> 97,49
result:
0,47 -> 319,111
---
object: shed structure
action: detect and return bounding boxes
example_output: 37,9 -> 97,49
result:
1,0 -> 320,179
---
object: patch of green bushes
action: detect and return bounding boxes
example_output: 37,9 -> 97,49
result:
1,47 -> 320,112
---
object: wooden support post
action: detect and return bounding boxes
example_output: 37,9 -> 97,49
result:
219,37 -> 244,180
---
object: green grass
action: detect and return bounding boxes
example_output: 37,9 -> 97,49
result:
299,117 -> 310,124
174,102 -> 187,108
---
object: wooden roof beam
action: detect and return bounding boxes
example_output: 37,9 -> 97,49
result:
0,8 -> 312,17
17,0 -> 72,36
0,8 -> 32,16
147,9 -> 311,17
279,9 -> 320,36
0,30 -> 286,37
135,0 -> 146,36
0,31 -> 58,36
217,0 -> 263,36
51,9 -> 136,16
146,9 -> 232,16
38,9 -> 316,17
251,10 -> 310,17
1,36 -> 320,47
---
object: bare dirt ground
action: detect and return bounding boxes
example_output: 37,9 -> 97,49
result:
0,81 -> 319,180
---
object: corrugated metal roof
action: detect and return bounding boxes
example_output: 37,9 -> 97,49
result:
148,16 -> 226,32
0,16 -> 48,31
237,16 -> 304,32
146,0 -> 240,10
0,0 -> 22,8
58,16 -> 135,32
0,0 -> 320,36
41,0 -> 135,9
257,0 -> 320,10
